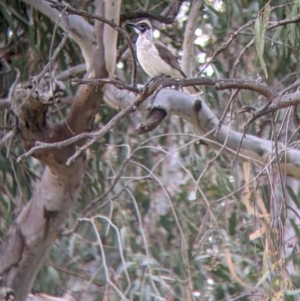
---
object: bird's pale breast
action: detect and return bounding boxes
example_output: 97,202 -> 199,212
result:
136,36 -> 178,78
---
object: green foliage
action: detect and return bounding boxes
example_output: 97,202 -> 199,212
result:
254,4 -> 271,78
1,0 -> 300,300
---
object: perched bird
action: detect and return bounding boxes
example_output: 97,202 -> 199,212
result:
128,20 -> 200,95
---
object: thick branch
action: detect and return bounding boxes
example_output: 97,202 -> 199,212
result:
65,0 -> 120,135
0,2 -> 122,301
103,85 -> 300,181
0,98 -> 10,110
182,0 -> 203,77
214,79 -> 278,100
50,1 -> 136,85
17,75 -> 171,162
0,163 -> 85,301
73,76 -> 279,100
245,91 -> 300,125
120,12 -> 175,24
120,0 -> 184,23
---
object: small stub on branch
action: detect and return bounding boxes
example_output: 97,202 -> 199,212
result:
136,108 -> 167,134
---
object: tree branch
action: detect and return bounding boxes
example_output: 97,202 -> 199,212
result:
0,2 -> 122,301
49,1 -> 137,86
268,13 -> 300,29
245,91 -> 300,125
21,0 -> 94,68
73,76 -> 280,100
182,0 -> 203,77
120,11 -> 176,24
102,84 -> 300,181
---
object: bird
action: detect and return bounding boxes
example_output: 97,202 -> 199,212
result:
128,20 -> 201,95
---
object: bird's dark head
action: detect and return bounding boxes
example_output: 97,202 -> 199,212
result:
127,20 -> 152,35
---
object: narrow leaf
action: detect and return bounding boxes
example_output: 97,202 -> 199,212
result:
254,4 -> 271,78
285,289 -> 300,296
289,3 -> 298,46
255,270 -> 270,287
272,26 -> 283,47
290,219 -> 300,239
228,212 -> 236,236
287,185 -> 300,208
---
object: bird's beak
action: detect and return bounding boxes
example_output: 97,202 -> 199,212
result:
127,23 -> 140,34
127,23 -> 137,29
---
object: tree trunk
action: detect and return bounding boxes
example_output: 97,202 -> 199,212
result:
0,0 -> 120,300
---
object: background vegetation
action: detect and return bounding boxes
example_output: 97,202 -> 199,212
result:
1,0 -> 300,300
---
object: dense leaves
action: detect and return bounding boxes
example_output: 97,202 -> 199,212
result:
1,0 -> 300,300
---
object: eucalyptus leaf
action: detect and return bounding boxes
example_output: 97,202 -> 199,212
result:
254,4 -> 271,78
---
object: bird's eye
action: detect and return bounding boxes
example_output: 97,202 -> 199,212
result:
137,23 -> 148,32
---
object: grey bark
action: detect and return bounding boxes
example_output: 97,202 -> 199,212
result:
0,0 -> 121,300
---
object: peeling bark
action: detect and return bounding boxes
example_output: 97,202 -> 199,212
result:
0,164 -> 84,300
0,0 -> 121,300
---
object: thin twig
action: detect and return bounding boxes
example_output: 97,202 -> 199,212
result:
17,74 -> 286,162
75,76 -> 279,100
197,19 -> 255,76
17,103 -> 134,163
16,7 -> 69,113
72,77 -> 140,93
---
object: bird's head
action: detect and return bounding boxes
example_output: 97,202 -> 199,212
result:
127,20 -> 153,39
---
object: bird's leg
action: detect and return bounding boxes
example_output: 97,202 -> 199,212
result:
147,74 -> 165,86
147,74 -> 172,93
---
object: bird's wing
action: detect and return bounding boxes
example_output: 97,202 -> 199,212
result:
154,40 -> 202,95
153,40 -> 187,78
